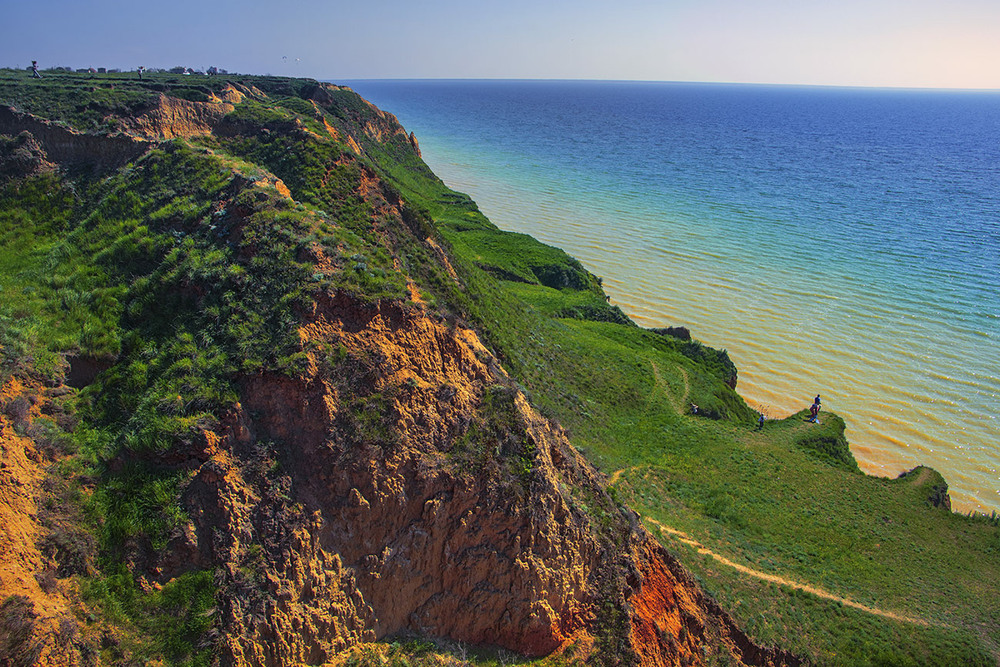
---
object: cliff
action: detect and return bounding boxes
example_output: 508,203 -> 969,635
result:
0,70 -> 802,666
1,69 -> 997,667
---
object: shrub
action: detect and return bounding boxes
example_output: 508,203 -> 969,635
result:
2,394 -> 31,429
25,417 -> 77,457
794,427 -> 860,472
168,88 -> 210,103
0,596 -> 42,667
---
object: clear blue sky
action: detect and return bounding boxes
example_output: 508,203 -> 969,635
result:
5,0 -> 999,89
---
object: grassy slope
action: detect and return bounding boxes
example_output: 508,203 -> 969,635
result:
1,69 -> 998,666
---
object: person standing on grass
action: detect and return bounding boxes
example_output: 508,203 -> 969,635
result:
31,61 -> 41,78
809,395 -> 821,423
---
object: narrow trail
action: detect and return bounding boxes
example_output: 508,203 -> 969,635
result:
643,516 -> 933,627
611,365 -> 937,629
649,361 -> 689,416
607,466 -> 640,486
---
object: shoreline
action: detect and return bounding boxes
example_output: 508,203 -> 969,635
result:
465,182 -> 998,516
464,183 -> 1000,515
625,305 -> 990,515
354,82 -> 1000,517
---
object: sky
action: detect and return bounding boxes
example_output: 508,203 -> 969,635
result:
4,0 -> 1000,89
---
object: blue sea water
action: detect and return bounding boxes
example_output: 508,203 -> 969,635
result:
344,80 -> 1000,513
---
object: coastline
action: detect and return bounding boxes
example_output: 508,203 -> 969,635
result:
423,161 -> 997,515
343,79 -> 1000,516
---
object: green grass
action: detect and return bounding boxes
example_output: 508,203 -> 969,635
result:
81,568 -> 216,666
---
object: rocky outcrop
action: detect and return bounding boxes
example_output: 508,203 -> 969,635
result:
115,92 -> 235,140
628,536 -> 802,667
358,102 -> 411,145
321,90 -> 419,158
167,297 -> 596,663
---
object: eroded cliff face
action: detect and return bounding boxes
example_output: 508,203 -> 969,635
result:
0,378 -> 92,665
158,296 -> 594,664
133,293 -> 795,667
116,91 -> 236,140
0,106 -> 152,172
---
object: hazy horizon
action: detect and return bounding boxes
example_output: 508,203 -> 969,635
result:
337,77 -> 1000,93
6,66 -> 997,94
4,0 -> 1000,91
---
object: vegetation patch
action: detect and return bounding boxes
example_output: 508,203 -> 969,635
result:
451,384 -> 538,492
791,413 -> 860,472
82,569 -> 216,666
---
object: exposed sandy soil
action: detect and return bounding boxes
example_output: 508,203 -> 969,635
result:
0,378 -> 88,665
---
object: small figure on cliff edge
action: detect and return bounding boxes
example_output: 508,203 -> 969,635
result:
757,411 -> 765,431
808,395 -> 821,423
137,65 -> 145,80
31,61 -> 41,78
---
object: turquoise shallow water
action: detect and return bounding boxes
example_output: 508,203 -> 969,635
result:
345,80 -> 1000,513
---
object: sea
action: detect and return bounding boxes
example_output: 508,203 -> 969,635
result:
343,79 -> 1000,514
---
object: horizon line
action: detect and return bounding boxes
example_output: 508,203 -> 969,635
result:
333,77 -> 1000,94
3,65 -> 996,93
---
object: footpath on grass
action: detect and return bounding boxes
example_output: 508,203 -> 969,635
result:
640,515 -> 933,627
620,361 -> 936,627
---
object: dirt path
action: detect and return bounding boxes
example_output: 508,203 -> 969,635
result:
607,466 -> 640,486
649,361 -> 689,415
644,517 -> 933,627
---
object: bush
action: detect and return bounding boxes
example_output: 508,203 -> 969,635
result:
554,303 -> 632,325
81,568 -> 216,666
0,596 -> 42,667
168,88 -> 210,103
25,417 -> 77,457
2,394 -> 31,429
